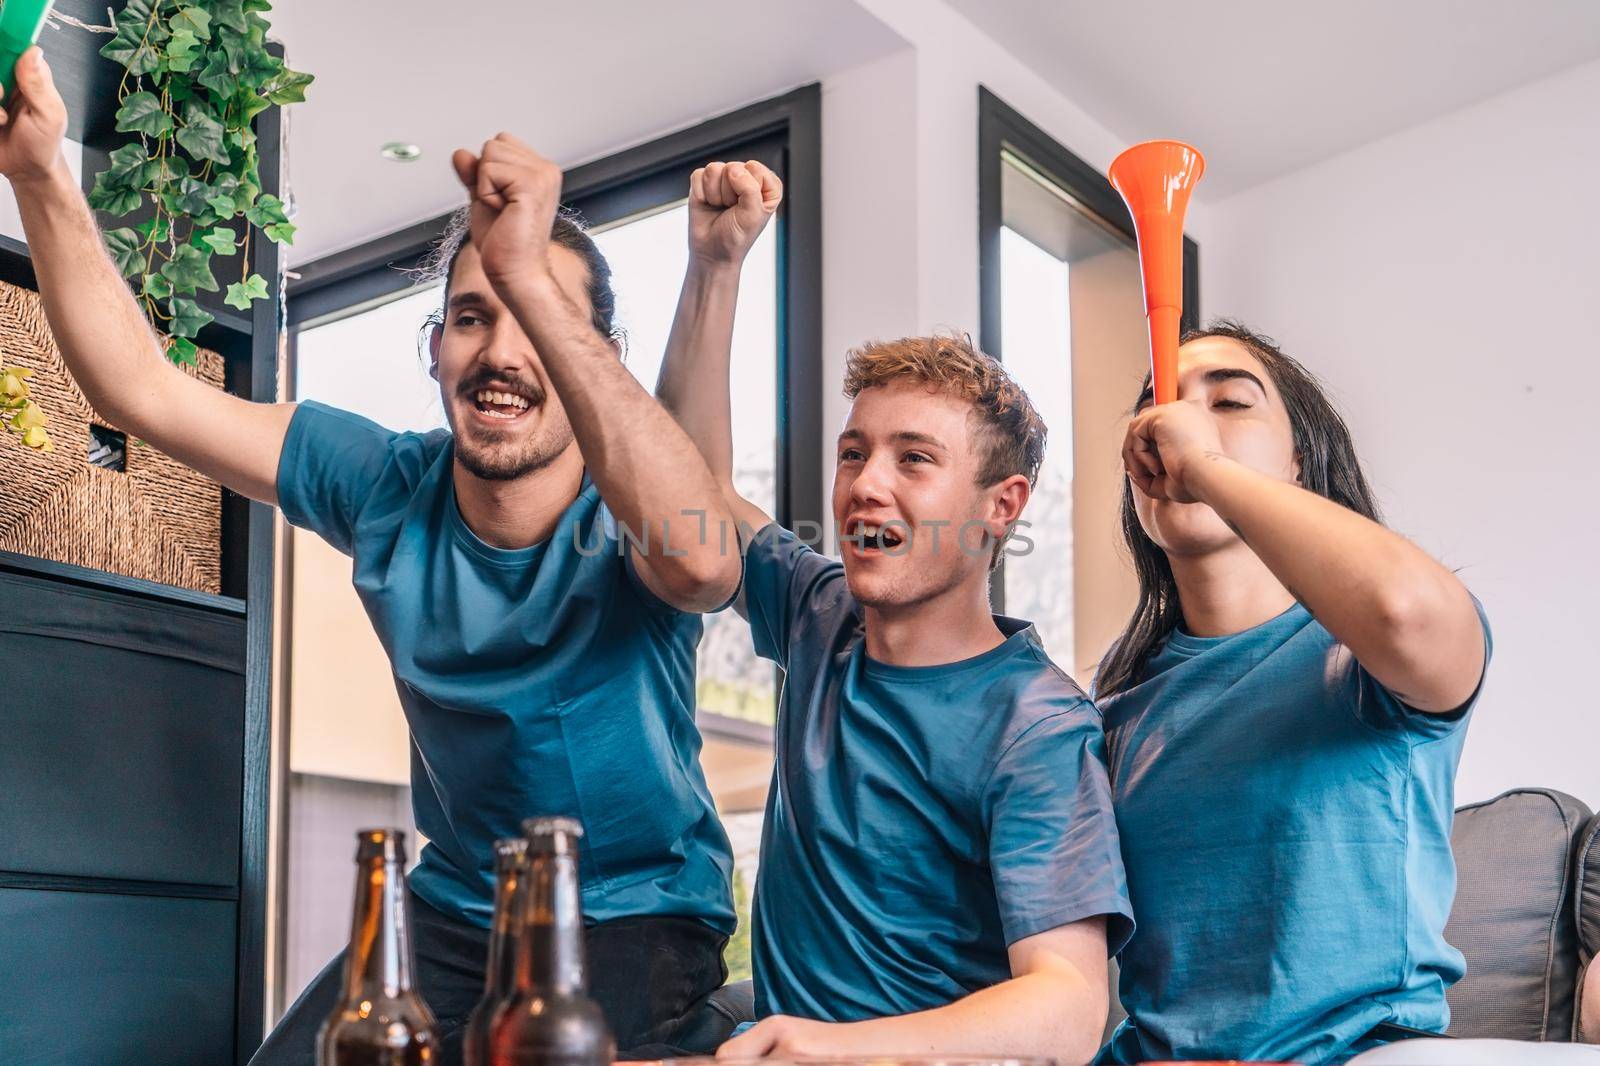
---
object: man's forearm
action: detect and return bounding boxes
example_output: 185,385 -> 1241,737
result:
814,971 -> 1104,1065
498,272 -> 739,586
654,258 -> 741,481
12,158 -> 174,430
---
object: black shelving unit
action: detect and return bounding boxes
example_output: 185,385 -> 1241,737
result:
0,3 -> 278,1062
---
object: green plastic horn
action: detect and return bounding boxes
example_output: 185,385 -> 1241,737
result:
0,0 -> 54,101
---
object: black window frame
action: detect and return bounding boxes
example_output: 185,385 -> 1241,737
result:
286,83 -> 822,533
977,86 -> 1200,611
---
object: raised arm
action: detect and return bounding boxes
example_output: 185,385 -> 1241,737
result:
1125,399 -> 1485,712
654,160 -> 782,537
449,134 -> 745,612
718,919 -> 1110,1066
0,49 -> 292,504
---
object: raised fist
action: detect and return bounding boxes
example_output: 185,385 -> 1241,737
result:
688,159 -> 782,266
451,133 -> 562,291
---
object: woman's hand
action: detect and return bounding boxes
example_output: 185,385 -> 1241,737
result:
1122,399 -> 1228,504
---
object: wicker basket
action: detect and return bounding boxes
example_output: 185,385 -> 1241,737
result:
0,278 -> 225,594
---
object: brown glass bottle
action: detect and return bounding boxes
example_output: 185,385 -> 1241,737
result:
465,837 -> 529,1066
317,829 -> 438,1065
489,817 -> 614,1066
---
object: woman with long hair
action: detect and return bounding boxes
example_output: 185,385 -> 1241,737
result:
1095,322 -> 1490,1065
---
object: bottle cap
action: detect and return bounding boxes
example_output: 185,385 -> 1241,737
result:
523,816 -> 585,855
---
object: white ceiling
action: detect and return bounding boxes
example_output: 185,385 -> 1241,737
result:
269,0 -> 1600,264
944,0 -> 1600,199
267,0 -> 905,263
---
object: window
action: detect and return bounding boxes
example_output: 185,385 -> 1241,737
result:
979,88 -> 1199,680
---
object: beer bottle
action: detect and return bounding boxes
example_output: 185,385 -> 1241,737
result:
465,836 -> 529,1066
317,828 -> 438,1065
489,817 -> 614,1066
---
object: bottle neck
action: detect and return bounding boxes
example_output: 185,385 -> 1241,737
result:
514,853 -> 586,995
483,856 -> 524,997
342,856 -> 416,1001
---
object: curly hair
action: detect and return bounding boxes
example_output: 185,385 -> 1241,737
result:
843,331 -> 1047,489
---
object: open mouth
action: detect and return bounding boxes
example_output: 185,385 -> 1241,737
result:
848,520 -> 906,553
469,386 -> 536,422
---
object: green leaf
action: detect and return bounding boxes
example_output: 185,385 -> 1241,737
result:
224,273 -> 269,309
161,243 -> 219,295
104,228 -> 145,277
137,215 -> 173,243
150,156 -> 188,184
205,0 -> 249,34
237,45 -> 280,90
88,174 -> 143,216
104,142 -> 154,186
169,175 -> 214,216
196,49 -> 235,95
171,6 -> 213,39
142,272 -> 173,301
264,220 -> 295,244
198,225 -> 237,256
264,68 -> 313,106
115,91 -> 173,137
101,0 -> 169,75
165,28 -> 202,72
201,172 -> 241,217
245,192 -> 288,229
168,336 -> 200,366
168,295 -> 215,338
176,101 -> 230,165
238,91 -> 272,122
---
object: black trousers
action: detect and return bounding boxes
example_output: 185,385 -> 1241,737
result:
250,892 -> 728,1065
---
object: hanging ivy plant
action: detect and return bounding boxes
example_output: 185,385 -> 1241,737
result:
90,0 -> 311,366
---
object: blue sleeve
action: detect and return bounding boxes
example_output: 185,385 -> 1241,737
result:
982,705 -> 1136,952
276,401 -> 399,556
1350,594 -> 1493,738
740,523 -> 851,671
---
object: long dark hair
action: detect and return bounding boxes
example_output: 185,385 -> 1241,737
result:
1094,320 -> 1384,697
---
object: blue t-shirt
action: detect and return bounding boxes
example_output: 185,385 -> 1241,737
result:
1097,601 -> 1490,1066
277,401 -> 735,933
742,525 -> 1133,1021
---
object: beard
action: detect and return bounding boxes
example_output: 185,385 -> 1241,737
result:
445,369 -> 573,481
453,427 -> 572,481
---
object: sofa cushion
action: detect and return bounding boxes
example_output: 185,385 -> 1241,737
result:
1579,814 -> 1600,961
1445,788 -> 1592,1041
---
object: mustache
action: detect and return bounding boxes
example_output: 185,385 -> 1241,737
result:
457,370 -> 547,406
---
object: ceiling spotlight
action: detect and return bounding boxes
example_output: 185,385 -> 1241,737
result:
380,142 -> 422,163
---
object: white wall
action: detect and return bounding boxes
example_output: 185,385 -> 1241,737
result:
817,0 -> 1216,563
1201,58 -> 1600,805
